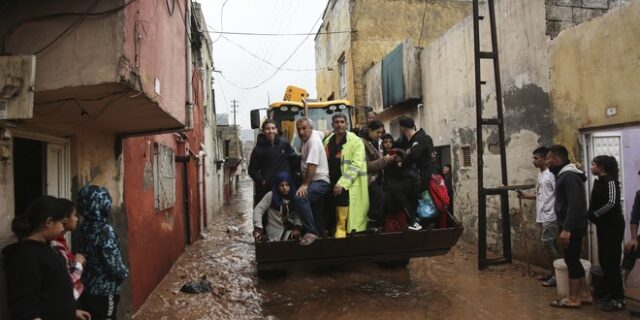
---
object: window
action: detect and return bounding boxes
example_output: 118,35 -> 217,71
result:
338,53 -> 347,98
153,143 -> 176,211
461,146 -> 472,167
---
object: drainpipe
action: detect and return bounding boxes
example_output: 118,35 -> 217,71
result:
198,148 -> 207,230
185,0 -> 194,130
417,103 -> 424,126
176,155 -> 192,245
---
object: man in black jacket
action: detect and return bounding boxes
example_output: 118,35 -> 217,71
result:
398,116 -> 434,231
547,145 -> 592,308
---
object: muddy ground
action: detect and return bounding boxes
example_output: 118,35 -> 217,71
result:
133,177 -> 633,319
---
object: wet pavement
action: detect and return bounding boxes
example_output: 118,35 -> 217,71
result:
133,177 -> 633,319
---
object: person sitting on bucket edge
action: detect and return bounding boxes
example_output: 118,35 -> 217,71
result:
294,117 -> 331,245
253,171 -> 302,242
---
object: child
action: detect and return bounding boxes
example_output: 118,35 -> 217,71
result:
588,155 -> 625,311
51,198 -> 85,300
253,171 -> 302,241
2,195 -> 91,320
77,185 -> 129,320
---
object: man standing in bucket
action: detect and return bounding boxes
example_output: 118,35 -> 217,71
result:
324,113 -> 369,238
547,145 -> 593,308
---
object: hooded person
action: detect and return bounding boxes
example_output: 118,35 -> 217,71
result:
547,145 -> 592,309
77,185 -> 129,319
252,171 -> 303,241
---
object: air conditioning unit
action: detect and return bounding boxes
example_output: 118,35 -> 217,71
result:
0,55 -> 35,120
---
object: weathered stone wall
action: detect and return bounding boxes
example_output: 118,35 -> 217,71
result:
315,0 -> 472,107
549,0 -> 640,162
420,0 -> 554,266
420,0 -> 637,267
546,0 -> 631,38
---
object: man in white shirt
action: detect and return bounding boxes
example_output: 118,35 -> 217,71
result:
518,146 -> 558,287
294,117 -> 331,245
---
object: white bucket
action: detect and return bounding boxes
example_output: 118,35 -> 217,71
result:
553,258 -> 591,297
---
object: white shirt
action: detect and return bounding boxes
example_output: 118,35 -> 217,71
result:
300,130 -> 330,183
536,168 -> 556,223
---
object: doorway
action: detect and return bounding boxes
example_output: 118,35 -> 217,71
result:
582,126 -> 640,291
12,131 -> 70,216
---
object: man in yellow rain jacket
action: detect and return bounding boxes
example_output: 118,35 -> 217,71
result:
324,113 -> 369,238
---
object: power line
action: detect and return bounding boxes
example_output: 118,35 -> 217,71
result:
211,0 -> 229,44
219,34 -> 335,72
218,15 -> 323,90
208,30 -> 353,36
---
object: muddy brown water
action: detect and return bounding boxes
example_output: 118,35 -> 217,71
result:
133,178 -> 631,320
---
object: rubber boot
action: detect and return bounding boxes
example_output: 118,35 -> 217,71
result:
335,206 -> 349,238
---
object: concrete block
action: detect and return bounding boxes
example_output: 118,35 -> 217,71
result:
610,0 -> 631,8
545,0 -> 556,5
582,0 -> 609,9
572,8 -> 607,23
546,5 -> 574,21
556,0 -> 581,7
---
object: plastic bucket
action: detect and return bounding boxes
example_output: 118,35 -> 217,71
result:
553,258 -> 591,297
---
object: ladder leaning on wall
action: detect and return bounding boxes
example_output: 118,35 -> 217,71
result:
472,0 -> 515,270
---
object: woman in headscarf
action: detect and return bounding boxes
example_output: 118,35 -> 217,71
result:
252,171 -> 302,241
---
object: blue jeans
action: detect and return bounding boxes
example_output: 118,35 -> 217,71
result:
294,180 -> 330,236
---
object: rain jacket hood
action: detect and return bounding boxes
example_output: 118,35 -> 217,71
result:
77,185 -> 112,222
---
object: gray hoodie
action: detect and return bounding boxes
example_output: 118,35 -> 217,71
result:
554,163 -> 588,232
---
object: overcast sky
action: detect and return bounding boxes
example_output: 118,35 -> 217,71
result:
198,0 -> 329,129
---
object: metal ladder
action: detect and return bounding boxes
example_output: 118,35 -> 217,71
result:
472,0 -> 511,270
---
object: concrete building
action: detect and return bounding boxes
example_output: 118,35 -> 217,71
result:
343,0 -> 637,274
0,0 -> 222,316
216,114 -> 243,204
314,0 -> 472,123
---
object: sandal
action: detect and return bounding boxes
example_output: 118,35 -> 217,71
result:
550,298 -> 580,309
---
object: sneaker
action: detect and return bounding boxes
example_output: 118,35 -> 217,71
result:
537,274 -> 552,281
602,299 -> 625,312
408,222 -> 422,231
541,276 -> 556,287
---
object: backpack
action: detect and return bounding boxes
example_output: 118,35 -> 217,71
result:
417,190 -> 439,220
384,210 -> 408,232
429,174 -> 450,213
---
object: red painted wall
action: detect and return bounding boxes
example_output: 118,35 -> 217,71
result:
124,64 -> 205,311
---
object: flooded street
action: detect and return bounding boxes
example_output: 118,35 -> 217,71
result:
134,177 -> 632,320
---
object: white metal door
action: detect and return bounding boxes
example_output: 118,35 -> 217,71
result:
46,143 -> 69,198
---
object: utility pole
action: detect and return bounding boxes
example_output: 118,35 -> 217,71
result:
230,99 -> 239,127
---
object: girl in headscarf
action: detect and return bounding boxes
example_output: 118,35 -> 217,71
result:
252,171 -> 302,241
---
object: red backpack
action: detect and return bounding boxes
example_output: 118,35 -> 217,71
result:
429,174 -> 450,213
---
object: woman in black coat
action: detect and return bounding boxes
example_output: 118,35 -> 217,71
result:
248,119 -> 298,207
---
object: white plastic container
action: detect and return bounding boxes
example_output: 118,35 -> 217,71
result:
553,258 -> 592,297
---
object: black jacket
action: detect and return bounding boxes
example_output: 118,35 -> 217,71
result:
402,129 -> 434,191
588,175 -> 624,227
630,191 -> 640,226
2,240 -> 76,320
552,163 -> 588,232
248,134 -> 298,197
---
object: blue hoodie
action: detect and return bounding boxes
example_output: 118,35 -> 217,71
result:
77,185 -> 129,295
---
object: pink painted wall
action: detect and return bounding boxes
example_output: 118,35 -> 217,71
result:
123,0 -> 187,124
